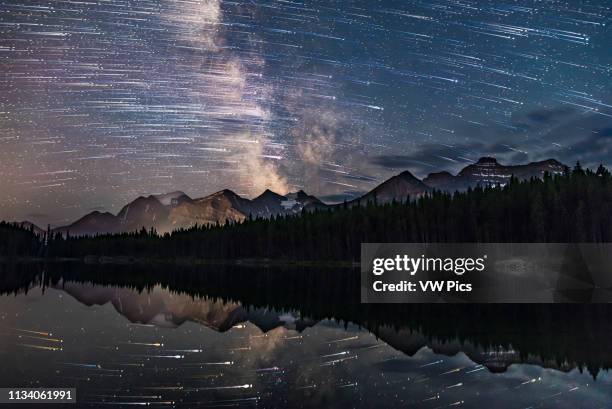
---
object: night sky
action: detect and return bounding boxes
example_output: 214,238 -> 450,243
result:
1,0 -> 611,226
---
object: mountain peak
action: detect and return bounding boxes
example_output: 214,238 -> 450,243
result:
538,158 -> 563,166
154,191 -> 191,206
352,169 -> 429,205
398,170 -> 421,180
425,170 -> 453,178
54,210 -> 120,237
475,157 -> 499,165
87,210 -> 115,218
198,189 -> 241,201
218,189 -> 239,197
255,189 -> 285,201
286,189 -> 311,199
423,171 -> 456,190
130,195 -> 163,205
194,190 -> 247,207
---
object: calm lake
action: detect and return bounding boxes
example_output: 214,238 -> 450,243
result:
0,262 -> 611,408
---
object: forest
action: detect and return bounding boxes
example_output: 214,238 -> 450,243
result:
1,163 -> 611,261
0,222 -> 44,257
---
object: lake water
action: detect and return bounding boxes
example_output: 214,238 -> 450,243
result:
0,262 -> 611,408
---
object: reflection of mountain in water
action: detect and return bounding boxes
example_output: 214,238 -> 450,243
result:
2,261 -> 612,378
59,282 -> 577,375
58,282 -> 317,333
375,327 -> 576,375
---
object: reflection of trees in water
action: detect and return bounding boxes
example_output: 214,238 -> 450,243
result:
1,261 -> 612,378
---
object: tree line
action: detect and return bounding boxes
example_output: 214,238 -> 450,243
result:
35,163 -> 610,261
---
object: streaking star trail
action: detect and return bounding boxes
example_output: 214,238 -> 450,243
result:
0,0 -> 611,226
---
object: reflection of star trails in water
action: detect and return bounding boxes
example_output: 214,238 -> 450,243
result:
185,374 -> 223,380
227,346 -> 251,351
356,343 -> 385,351
320,355 -> 358,366
337,382 -> 358,388
19,343 -> 62,351
61,362 -> 102,369
254,366 -> 282,372
326,335 -> 359,344
181,361 -> 233,366
11,330 -> 64,351
18,334 -> 63,343
8,327 -> 53,336
420,359 -> 444,368
517,377 -> 542,388
129,354 -> 185,359
61,363 -> 123,373
439,366 -> 465,375
204,397 -> 260,404
465,365 -> 485,374
191,384 -> 253,391
445,382 -> 463,389
320,351 -> 349,358
176,397 -> 259,406
121,342 -> 164,347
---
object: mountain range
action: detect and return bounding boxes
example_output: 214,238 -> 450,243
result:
42,157 -> 565,236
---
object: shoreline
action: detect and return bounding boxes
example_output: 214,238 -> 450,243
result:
0,256 -> 359,268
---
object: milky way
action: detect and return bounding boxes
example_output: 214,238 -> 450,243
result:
1,0 -> 611,225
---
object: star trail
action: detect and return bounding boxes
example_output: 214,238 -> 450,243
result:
1,0 -> 611,225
